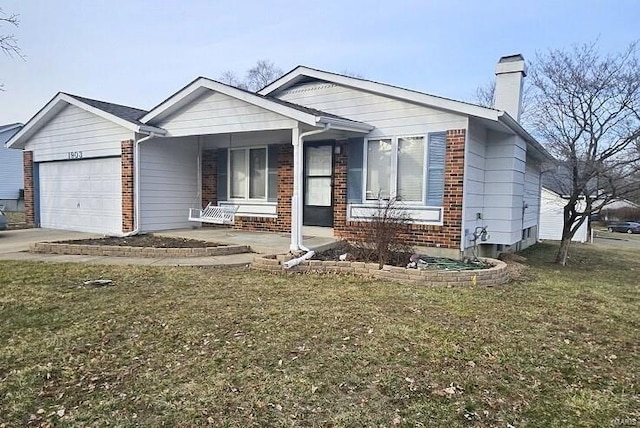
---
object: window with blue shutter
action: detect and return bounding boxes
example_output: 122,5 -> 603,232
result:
216,148 -> 228,201
426,132 -> 446,206
347,138 -> 364,203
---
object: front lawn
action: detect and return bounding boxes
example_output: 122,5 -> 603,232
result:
0,243 -> 638,427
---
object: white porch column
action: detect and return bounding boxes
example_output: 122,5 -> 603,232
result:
290,126 -> 301,252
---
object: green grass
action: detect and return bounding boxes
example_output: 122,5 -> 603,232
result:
0,243 -> 638,427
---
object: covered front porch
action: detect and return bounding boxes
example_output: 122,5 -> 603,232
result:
132,76 -> 372,251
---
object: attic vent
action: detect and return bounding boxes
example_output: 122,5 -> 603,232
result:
281,82 -> 337,96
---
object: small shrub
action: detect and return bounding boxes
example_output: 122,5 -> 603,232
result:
351,197 -> 414,268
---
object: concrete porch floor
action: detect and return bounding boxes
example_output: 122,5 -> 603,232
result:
155,226 -> 337,255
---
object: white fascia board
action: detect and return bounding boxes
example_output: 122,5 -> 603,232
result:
317,116 -> 373,133
141,77 -> 320,127
6,94 -> 163,149
5,94 -> 68,149
259,66 -> 501,121
498,112 -> 555,163
61,94 -> 142,133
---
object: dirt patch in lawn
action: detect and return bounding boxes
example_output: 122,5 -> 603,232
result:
60,234 -> 221,248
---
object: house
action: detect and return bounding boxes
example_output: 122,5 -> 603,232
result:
599,199 -> 640,222
6,54 -> 553,258
539,186 -> 589,243
0,123 -> 24,211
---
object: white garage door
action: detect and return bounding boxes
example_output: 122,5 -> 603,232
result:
39,158 -> 122,234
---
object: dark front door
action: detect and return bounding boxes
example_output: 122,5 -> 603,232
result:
303,142 -> 334,227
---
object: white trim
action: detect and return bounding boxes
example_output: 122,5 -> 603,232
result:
6,93 -> 165,149
140,77 -> 374,133
348,203 -> 444,225
363,135 -> 429,204
259,66 -> 500,121
259,66 -> 553,161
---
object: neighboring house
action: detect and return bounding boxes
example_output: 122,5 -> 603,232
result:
599,199 -> 640,222
539,187 -> 589,243
7,54 -> 553,258
0,123 -> 24,211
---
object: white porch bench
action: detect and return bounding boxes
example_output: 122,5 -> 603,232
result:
188,203 -> 238,225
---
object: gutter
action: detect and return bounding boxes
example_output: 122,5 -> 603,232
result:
122,129 -> 167,236
284,123 -> 333,269
498,112 -> 555,162
316,116 -> 373,133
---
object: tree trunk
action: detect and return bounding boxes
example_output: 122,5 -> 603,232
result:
555,222 -> 574,265
555,236 -> 572,265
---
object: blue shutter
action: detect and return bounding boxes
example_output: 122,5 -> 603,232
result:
267,145 -> 278,202
216,148 -> 228,202
347,138 -> 364,203
426,133 -> 446,206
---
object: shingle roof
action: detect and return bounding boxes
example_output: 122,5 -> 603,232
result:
64,94 -> 148,125
0,123 -> 23,133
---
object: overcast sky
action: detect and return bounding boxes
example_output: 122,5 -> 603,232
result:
1,0 -> 638,124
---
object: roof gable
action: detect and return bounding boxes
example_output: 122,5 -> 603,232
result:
259,66 -> 500,121
141,77 -> 373,133
260,66 -> 554,162
6,93 -> 164,149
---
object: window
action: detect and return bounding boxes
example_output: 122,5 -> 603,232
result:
365,139 -> 392,200
397,137 -> 425,202
229,147 -> 267,200
363,134 -> 445,205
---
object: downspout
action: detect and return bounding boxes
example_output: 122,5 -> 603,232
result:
123,131 -> 162,236
284,123 -> 332,269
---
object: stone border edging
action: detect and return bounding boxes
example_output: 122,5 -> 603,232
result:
30,242 -> 251,258
252,254 -> 509,286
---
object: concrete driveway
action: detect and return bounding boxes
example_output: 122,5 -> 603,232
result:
0,228 -> 100,255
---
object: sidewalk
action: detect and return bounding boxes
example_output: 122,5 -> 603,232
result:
0,227 -> 337,267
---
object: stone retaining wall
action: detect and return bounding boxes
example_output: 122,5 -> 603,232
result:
30,242 -> 251,258
252,255 -> 508,287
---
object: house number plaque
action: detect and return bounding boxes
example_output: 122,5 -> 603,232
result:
68,151 -> 83,160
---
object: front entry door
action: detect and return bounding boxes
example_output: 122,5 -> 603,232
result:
303,142 -> 334,227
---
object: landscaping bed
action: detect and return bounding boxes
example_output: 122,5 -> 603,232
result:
60,234 -> 218,248
30,234 -> 251,258
314,241 -> 492,270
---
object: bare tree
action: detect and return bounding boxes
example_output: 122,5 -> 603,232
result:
473,78 -> 534,128
0,7 -> 21,58
474,79 -> 496,108
220,59 -> 283,92
340,69 -> 365,78
218,70 -> 248,90
245,59 -> 283,91
529,41 -> 640,265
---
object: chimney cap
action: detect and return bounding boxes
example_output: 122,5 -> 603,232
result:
498,54 -> 525,63
496,53 -> 526,76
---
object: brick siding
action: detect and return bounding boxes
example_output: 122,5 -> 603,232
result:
200,144 -> 293,233
23,151 -> 35,226
333,129 -> 466,250
121,140 -> 134,233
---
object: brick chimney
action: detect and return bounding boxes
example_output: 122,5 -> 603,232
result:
494,54 -> 526,122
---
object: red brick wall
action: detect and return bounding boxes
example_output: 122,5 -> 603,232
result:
202,149 -> 217,207
334,129 -> 466,250
200,144 -> 293,233
234,144 -> 292,232
121,140 -> 135,233
23,151 -> 35,227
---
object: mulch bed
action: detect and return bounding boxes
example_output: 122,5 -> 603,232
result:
60,234 -> 220,249
315,241 -> 491,270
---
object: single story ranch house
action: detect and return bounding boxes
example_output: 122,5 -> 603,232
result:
6,54 -> 552,258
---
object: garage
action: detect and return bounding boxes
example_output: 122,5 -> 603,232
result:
38,158 -> 122,234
